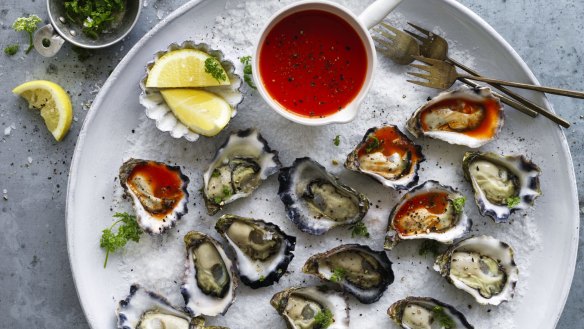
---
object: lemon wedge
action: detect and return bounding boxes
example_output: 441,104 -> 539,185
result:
146,49 -> 231,88
160,89 -> 233,137
12,80 -> 73,141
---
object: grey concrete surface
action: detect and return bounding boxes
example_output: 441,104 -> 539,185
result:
0,0 -> 581,327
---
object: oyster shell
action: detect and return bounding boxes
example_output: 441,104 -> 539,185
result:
181,231 -> 237,316
117,284 -> 194,329
270,286 -> 349,329
345,125 -> 425,190
193,317 -> 229,329
303,244 -> 394,304
463,152 -> 541,222
434,235 -> 519,305
119,158 -> 189,234
278,157 -> 369,235
139,41 -> 243,142
388,296 -> 475,329
406,86 -> 504,148
385,180 -> 471,250
202,129 -> 281,215
215,214 -> 296,288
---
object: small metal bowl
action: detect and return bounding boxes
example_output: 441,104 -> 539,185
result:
34,0 -> 142,57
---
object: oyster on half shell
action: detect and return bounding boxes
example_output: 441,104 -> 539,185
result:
406,86 -> 504,148
119,158 -> 189,234
463,152 -> 541,222
215,214 -> 296,288
181,231 -> 237,317
434,235 -> 519,305
385,180 -> 471,250
270,286 -> 349,329
388,296 -> 475,329
202,129 -> 281,215
345,125 -> 425,190
303,244 -> 394,304
278,157 -> 369,235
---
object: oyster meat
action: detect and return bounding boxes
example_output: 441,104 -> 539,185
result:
203,129 -> 281,215
385,180 -> 471,250
270,286 -> 349,329
345,125 -> 425,190
434,235 -> 519,305
181,231 -> 237,316
388,296 -> 475,329
406,86 -> 504,148
193,317 -> 229,329
117,284 -> 194,329
303,244 -> 394,304
119,158 -> 189,234
278,157 -> 369,235
463,152 -> 541,222
215,214 -> 296,288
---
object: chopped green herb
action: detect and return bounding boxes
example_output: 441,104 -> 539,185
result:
419,240 -> 441,257
64,0 -> 125,39
4,44 -> 19,56
222,185 -> 232,198
452,197 -> 466,214
314,308 -> 333,329
259,275 -> 266,282
432,306 -> 456,329
350,222 -> 370,238
365,136 -> 380,153
205,57 -> 227,82
12,15 -> 42,54
211,170 -> 221,178
240,55 -> 257,89
506,196 -> 521,208
329,268 -> 346,283
99,212 -> 142,268
333,135 -> 340,146
213,196 -> 223,204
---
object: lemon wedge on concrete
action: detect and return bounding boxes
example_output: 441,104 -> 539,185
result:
160,89 -> 233,137
12,80 -> 73,141
146,49 -> 231,88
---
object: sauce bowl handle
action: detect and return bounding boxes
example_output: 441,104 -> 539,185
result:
358,0 -> 403,29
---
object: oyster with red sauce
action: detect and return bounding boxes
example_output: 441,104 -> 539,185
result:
119,158 -> 189,234
406,86 -> 504,148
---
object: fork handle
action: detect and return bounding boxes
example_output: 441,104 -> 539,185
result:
459,74 -> 584,99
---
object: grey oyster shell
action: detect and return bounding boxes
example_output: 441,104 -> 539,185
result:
406,86 -> 504,148
215,214 -> 296,289
117,284 -> 194,329
345,125 -> 424,190
302,244 -> 394,304
202,129 -> 281,215
270,286 -> 349,329
139,41 -> 243,142
181,231 -> 237,316
278,157 -> 370,235
462,152 -> 541,222
434,235 -> 519,305
385,180 -> 471,250
388,296 -> 475,329
119,158 -> 189,234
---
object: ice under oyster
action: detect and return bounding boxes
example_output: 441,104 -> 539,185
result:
119,158 -> 189,234
181,231 -> 237,316
406,86 -> 504,148
278,157 -> 369,235
388,296 -> 475,329
270,286 -> 349,329
117,284 -> 195,329
385,180 -> 470,250
463,152 -> 541,222
303,244 -> 394,304
434,235 -> 519,305
215,214 -> 296,288
202,129 -> 281,215
345,125 -> 424,190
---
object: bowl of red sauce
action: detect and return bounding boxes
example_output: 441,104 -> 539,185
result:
254,0 -> 379,125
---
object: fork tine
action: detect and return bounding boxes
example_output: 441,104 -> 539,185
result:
406,71 -> 432,80
378,22 -> 401,35
404,30 -> 427,43
376,29 -> 397,42
409,63 -> 432,73
406,79 -> 436,88
407,22 -> 431,36
372,36 -> 392,49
